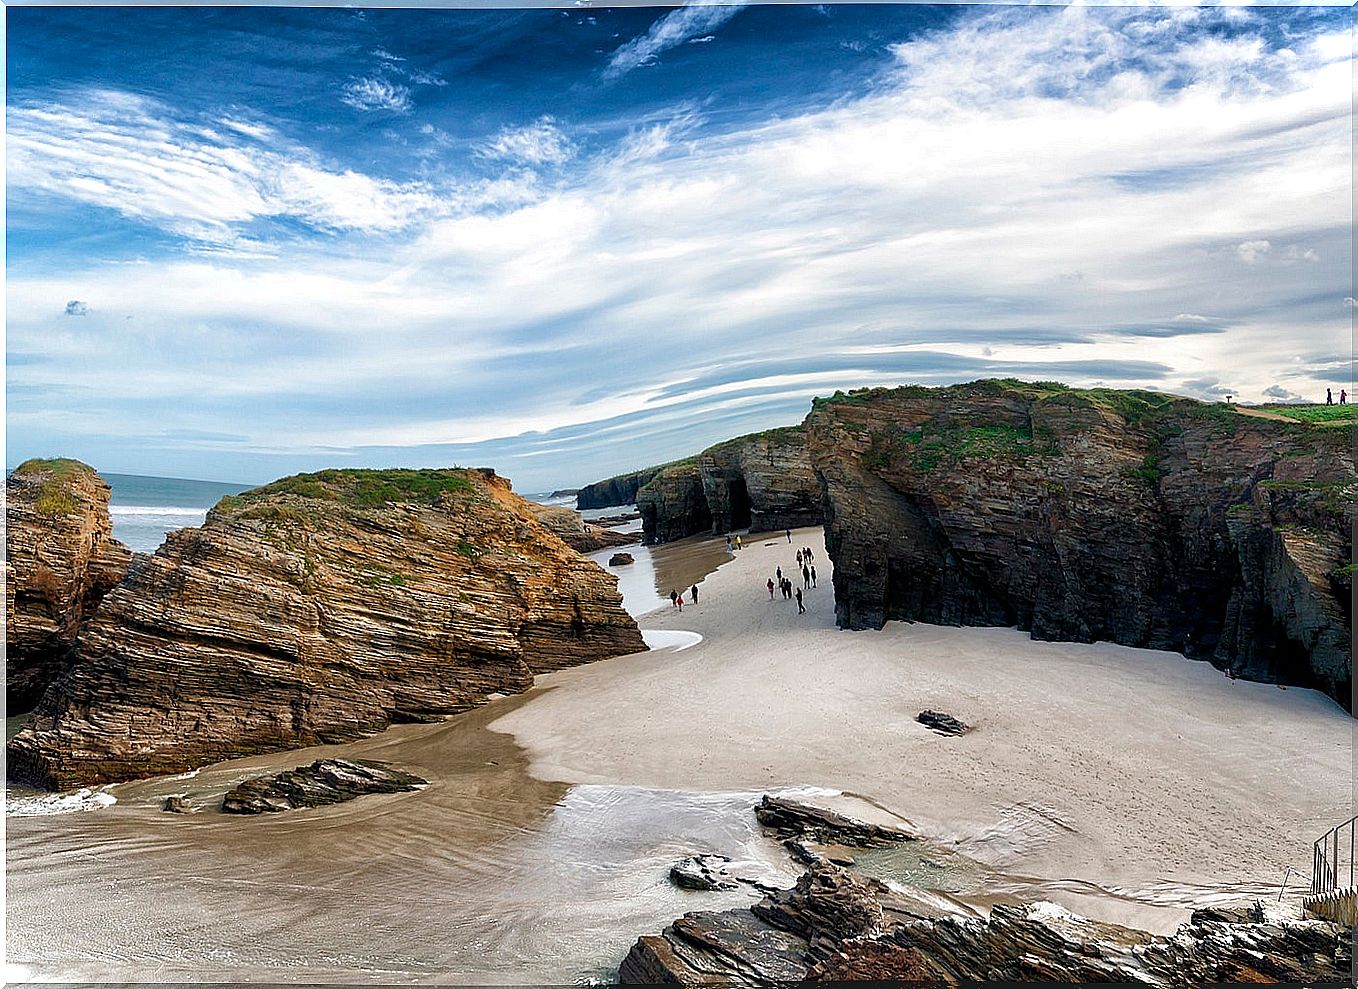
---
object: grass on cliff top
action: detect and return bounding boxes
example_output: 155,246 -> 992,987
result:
1254,404 -> 1357,426
11,458 -> 97,517
216,468 -> 478,514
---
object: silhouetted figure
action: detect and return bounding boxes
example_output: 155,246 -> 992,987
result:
690,584 -> 698,605
1342,390 -> 1348,405
802,565 -> 810,588
796,550 -> 803,567
810,565 -> 817,587
1327,388 -> 1333,405
785,528 -> 792,543
767,578 -> 775,600
776,566 -> 783,582
670,589 -> 678,608
795,588 -> 805,614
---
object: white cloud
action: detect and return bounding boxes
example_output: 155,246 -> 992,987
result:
477,117 -> 576,167
604,1 -> 746,80
340,76 -> 412,113
6,7 -> 1351,485
64,300 -> 89,316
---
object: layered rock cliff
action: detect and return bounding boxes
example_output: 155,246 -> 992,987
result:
5,459 -> 132,711
7,467 -> 645,789
630,427 -> 823,543
529,503 -> 638,553
804,381 -> 1354,709
576,468 -> 661,510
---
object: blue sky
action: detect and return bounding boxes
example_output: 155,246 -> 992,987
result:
6,3 -> 1352,489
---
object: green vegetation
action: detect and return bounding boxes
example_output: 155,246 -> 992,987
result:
12,458 -> 95,517
216,468 -> 477,514
1256,404 -> 1357,427
865,421 -> 1048,473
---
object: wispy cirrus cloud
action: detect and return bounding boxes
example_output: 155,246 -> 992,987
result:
6,6 -> 1351,488
604,1 -> 746,80
340,76 -> 412,113
477,116 -> 576,167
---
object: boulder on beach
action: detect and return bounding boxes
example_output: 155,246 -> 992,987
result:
221,758 -> 427,814
916,710 -> 970,736
669,854 -> 739,891
609,552 -> 635,567
755,795 -> 915,847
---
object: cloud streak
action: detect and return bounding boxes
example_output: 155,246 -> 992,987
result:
604,1 -> 746,80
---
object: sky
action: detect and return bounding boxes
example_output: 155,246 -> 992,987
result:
5,2 -> 1352,489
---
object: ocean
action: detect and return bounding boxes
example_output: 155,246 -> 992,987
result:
103,472 -> 251,553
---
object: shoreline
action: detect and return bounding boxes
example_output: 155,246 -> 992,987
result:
493,525 -> 1352,932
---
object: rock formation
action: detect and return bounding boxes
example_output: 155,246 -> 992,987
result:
805,381 -> 1355,710
576,468 -> 662,510
620,863 -> 1353,985
5,459 -> 132,711
528,503 -> 638,553
221,758 -> 426,814
627,427 -> 823,543
7,467 -> 645,789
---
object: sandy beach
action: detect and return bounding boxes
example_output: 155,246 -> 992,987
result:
495,526 -> 1354,931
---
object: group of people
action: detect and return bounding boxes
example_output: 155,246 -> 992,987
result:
1325,388 -> 1347,405
767,544 -> 818,615
725,534 -> 744,552
669,584 -> 699,610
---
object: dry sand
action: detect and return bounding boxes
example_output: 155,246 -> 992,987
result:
494,526 -> 1354,930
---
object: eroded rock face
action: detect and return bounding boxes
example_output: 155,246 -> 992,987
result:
529,503 -> 638,553
5,459 -> 132,711
576,468 -> 662,510
805,381 -> 1355,709
620,864 -> 1353,986
221,758 -> 426,814
633,427 -> 824,544
7,468 -> 645,789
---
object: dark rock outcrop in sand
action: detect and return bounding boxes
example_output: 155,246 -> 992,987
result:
806,381 -> 1355,709
8,468 -> 645,789
221,758 -> 426,814
620,863 -> 1353,985
529,503 -> 638,552
5,459 -> 132,711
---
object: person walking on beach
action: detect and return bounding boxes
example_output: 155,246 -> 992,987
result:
802,564 -> 810,588
690,584 -> 699,605
736,535 -> 743,551
796,550 -> 803,568
767,578 -> 776,600
670,589 -> 678,608
1327,388 -> 1334,405
785,528 -> 792,543
795,588 -> 805,614
776,566 -> 783,583
810,565 -> 817,588
726,534 -> 732,552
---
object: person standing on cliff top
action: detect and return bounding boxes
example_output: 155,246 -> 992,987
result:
795,587 -> 805,614
1342,390 -> 1348,404
767,578 -> 776,600
1327,388 -> 1333,405
690,584 -> 699,605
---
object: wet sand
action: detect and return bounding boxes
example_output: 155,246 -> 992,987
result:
495,526 -> 1354,932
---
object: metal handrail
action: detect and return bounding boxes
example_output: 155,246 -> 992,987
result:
1311,815 -> 1357,895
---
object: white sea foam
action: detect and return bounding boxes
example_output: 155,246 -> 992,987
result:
641,629 -> 703,652
109,506 -> 209,517
7,787 -> 118,817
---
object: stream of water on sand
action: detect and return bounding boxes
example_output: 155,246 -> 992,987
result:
4,533 -> 800,984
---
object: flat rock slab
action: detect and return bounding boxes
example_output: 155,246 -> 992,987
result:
670,854 -> 740,890
756,795 -> 915,847
221,758 -> 427,814
916,710 -> 971,735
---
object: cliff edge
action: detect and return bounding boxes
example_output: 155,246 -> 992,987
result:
805,381 -> 1354,709
5,459 -> 132,711
8,467 -> 645,789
